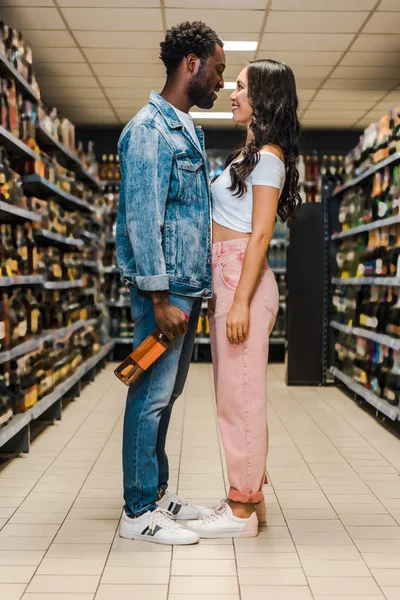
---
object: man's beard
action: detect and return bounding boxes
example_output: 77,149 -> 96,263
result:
188,60 -> 214,110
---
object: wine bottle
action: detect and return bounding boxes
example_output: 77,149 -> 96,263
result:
115,314 -> 189,386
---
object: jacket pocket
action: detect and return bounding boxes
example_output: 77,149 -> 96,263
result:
176,155 -> 203,205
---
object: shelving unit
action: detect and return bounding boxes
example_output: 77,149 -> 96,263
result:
0,275 -> 44,287
330,320 -> 400,351
21,175 -> 94,214
332,214 -> 400,240
33,229 -> 84,250
0,341 -> 114,454
43,279 -> 84,290
0,200 -> 42,224
0,126 -> 40,162
333,151 -> 400,197
0,51 -> 39,102
330,366 -> 400,421
332,277 -> 400,286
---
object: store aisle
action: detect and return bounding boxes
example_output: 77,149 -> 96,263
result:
0,363 -> 400,600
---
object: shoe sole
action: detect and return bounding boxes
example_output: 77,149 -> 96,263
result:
187,528 -> 259,539
119,531 -> 199,545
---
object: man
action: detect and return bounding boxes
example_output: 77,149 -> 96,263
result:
116,21 -> 225,545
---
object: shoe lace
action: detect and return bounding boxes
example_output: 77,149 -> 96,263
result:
149,507 -> 181,532
200,499 -> 229,523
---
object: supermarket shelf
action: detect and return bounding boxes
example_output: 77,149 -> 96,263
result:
0,318 -> 98,366
82,231 -> 100,243
0,340 -> 114,450
194,337 -> 210,345
21,175 -> 94,214
34,229 -> 84,250
106,300 -> 129,308
332,277 -> 400,286
300,180 -> 319,187
333,151 -> 400,197
269,337 -> 285,345
113,337 -> 132,344
0,200 -> 42,224
330,366 -> 400,421
330,320 -> 400,350
101,180 -> 121,187
44,279 -> 84,290
102,266 -> 119,274
272,267 -> 287,275
106,236 -> 116,245
82,261 -> 99,269
332,214 -> 400,240
0,126 -> 40,162
270,239 -> 289,247
0,52 -> 39,102
35,125 -> 100,191
0,275 -> 44,288
83,287 -> 97,296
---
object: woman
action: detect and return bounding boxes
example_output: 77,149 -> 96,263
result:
186,59 -> 301,538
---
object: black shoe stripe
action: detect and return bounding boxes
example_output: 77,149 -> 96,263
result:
141,526 -> 149,535
172,503 -> 181,515
168,502 -> 174,512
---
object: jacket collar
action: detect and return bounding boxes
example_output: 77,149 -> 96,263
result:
149,91 -> 204,141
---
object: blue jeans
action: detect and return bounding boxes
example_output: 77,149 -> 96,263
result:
123,286 -> 202,516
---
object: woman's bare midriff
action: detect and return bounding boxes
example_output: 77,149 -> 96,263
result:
212,221 -> 268,269
212,220 -> 250,243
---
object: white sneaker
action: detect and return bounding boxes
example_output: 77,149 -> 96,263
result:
157,490 -> 212,520
185,500 -> 259,539
119,507 -> 199,545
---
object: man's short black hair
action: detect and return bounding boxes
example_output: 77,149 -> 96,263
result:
160,21 -> 223,77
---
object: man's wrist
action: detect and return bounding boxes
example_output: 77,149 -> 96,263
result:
150,291 -> 170,306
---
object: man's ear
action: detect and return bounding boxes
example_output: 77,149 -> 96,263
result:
186,53 -> 199,74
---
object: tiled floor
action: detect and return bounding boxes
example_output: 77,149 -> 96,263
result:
0,362 -> 400,600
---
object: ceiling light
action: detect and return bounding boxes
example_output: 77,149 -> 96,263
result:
222,82 -> 236,90
223,41 -> 258,52
190,112 -> 233,120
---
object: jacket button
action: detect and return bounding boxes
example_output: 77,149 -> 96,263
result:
207,259 -> 211,265
204,289 -> 210,296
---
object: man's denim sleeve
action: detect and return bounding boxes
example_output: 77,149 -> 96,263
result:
122,123 -> 174,292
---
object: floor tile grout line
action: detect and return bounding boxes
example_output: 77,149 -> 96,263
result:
17,374 -> 125,594
271,385 -> 389,595
308,386 -> 400,474
169,384 -> 188,599
289,386 -> 400,510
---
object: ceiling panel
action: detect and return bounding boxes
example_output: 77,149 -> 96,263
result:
37,76 -> 100,89
222,51 -> 256,64
340,52 -> 400,67
32,47 -> 85,63
84,48 -> 161,64
272,0 -> 376,10
0,8 -> 65,30
166,0 -> 268,6
309,101 -> 378,110
363,12 -> 400,34
303,110 -> 364,119
42,88 -> 106,100
374,100 -> 400,112
266,11 -> 368,33
100,77 -> 166,89
0,0 -> 53,5
74,31 -> 163,49
378,0 -> 400,9
220,33 -> 259,41
381,91 -> 400,103
295,78 -> 325,89
166,9 -> 263,33
54,98 -> 111,109
331,66 -> 400,79
106,89 -> 154,100
22,30 -> 76,48
291,66 -> 332,78
315,90 -> 386,101
351,35 -> 400,52
92,63 -> 166,78
58,0 -> 160,6
323,79 -> 398,91
111,99 -> 147,109
35,63 -> 93,77
256,51 -> 342,66
63,8 -> 164,31
260,33 -> 354,51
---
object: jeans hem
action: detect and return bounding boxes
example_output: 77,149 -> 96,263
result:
228,487 -> 264,504
124,502 -> 158,518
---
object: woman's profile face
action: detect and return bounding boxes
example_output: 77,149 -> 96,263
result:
230,67 -> 253,126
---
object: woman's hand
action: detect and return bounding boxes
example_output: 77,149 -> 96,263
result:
226,300 -> 250,344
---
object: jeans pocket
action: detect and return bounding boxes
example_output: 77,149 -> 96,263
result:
261,270 -> 279,316
220,257 -> 242,292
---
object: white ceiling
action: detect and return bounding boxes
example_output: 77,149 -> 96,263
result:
2,0 -> 400,130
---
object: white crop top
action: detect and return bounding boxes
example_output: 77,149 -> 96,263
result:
211,151 -> 285,233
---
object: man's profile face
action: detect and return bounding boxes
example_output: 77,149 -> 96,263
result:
188,44 -> 226,110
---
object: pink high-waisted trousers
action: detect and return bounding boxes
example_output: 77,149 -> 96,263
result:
209,238 -> 279,503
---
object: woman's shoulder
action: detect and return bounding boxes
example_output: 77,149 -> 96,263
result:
259,145 -> 285,164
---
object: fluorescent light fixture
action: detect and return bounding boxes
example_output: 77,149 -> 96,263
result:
223,82 -> 236,90
223,41 -> 258,51
190,112 -> 232,120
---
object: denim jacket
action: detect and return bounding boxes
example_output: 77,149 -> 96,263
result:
116,92 -> 212,298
